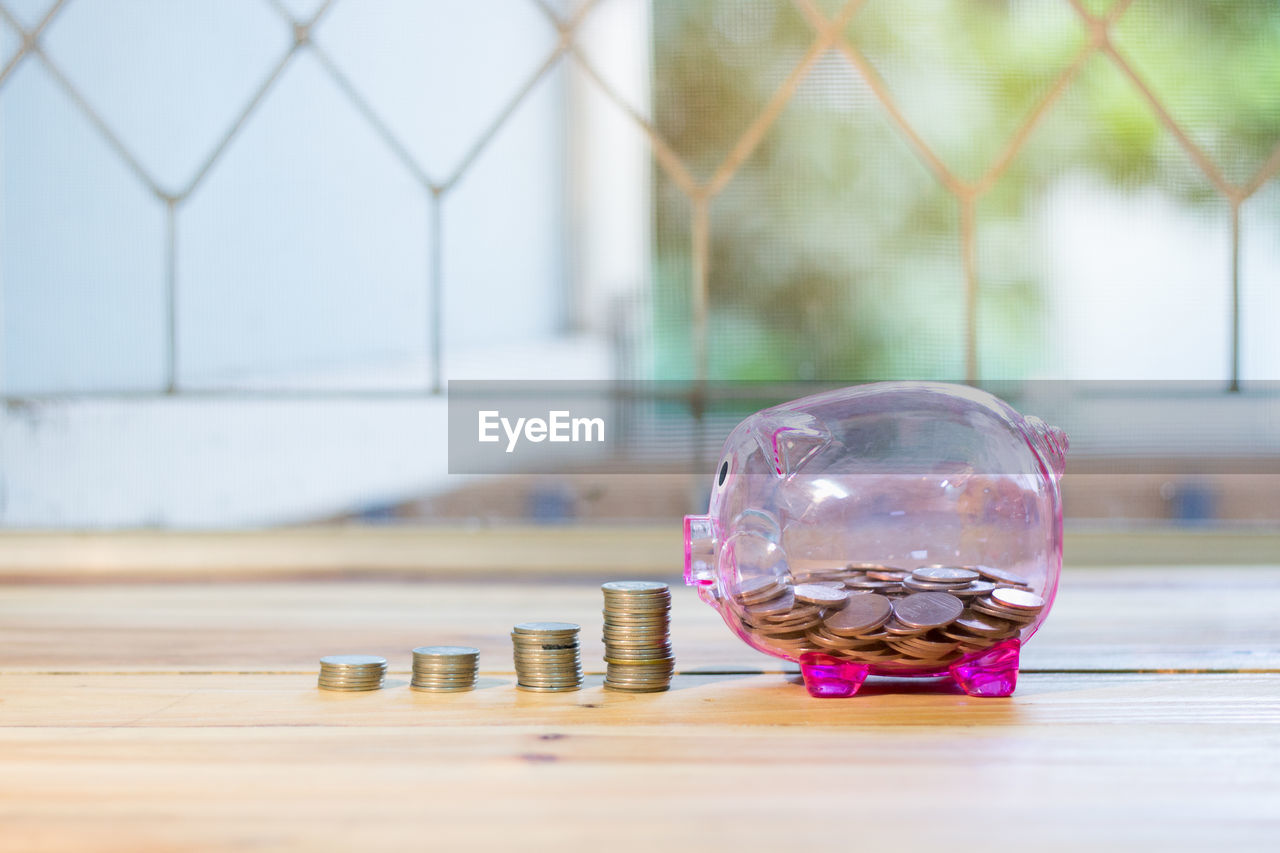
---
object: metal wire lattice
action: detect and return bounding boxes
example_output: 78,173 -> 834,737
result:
1,0 -> 1277,398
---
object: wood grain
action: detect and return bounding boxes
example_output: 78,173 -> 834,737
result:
0,674 -> 1277,851
2,536 -> 1279,851
1,567 -> 1277,673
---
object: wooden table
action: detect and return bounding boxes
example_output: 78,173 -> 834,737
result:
2,538 -> 1278,851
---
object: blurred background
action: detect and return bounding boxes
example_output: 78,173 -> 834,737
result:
1,0 -> 1278,531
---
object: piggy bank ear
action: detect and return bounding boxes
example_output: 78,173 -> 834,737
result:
752,411 -> 830,479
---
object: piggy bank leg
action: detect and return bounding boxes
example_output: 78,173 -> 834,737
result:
949,639 -> 1021,698
798,653 -> 870,698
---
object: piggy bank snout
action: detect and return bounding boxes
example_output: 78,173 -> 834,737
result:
684,515 -> 719,587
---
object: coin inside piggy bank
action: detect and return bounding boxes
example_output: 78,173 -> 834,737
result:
684,381 -> 1067,698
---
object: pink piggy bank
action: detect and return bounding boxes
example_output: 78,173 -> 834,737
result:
684,382 -> 1068,698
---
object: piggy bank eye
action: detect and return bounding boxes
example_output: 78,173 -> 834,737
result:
718,460 -> 729,487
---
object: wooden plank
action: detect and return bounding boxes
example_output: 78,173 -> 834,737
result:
1,567 -> 1278,674
0,674 -> 1277,851
0,671 -> 1278,727
1,527 -> 1278,579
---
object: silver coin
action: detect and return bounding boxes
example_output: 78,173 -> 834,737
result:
882,619 -> 928,636
736,575 -> 786,593
513,658 -> 581,666
743,589 -> 796,617
793,583 -> 850,606
317,669 -> 385,677
969,600 -> 1035,623
952,614 -> 1015,636
912,566 -> 980,583
514,675 -> 585,684
822,593 -> 892,636
991,587 -> 1045,610
603,669 -> 672,678
513,621 -> 580,634
606,614 -> 669,623
602,599 -> 670,609
806,632 -> 865,651
604,667 -> 673,679
892,592 -> 965,629
604,655 -> 675,665
755,613 -> 823,629
409,676 -> 476,686
975,566 -> 1031,587
319,654 -> 386,667
946,581 -> 996,598
511,641 -> 580,650
866,569 -> 909,581
844,579 -> 904,592
603,580 -> 669,593
602,641 -> 670,650
317,669 -> 385,679
604,653 -> 675,664
513,654 -> 581,663
515,668 -> 585,678
903,578 -> 971,593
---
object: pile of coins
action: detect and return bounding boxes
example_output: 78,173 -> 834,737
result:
411,646 -> 480,692
317,654 -> 387,692
601,581 -> 675,693
732,564 -> 1045,669
511,622 -> 584,692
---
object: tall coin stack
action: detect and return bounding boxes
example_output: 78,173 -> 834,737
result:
511,622 -> 584,692
602,581 -> 674,693
317,654 -> 386,692
411,646 -> 479,692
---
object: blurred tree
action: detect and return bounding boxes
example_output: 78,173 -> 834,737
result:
650,0 -> 1280,381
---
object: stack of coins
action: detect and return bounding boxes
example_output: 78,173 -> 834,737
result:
601,581 -> 674,693
411,646 -> 479,692
511,622 -> 583,692
317,654 -> 387,691
731,563 -> 1044,669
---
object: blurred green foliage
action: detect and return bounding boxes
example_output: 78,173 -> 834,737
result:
650,0 -> 1280,381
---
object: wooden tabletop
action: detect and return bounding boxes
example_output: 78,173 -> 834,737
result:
2,545 -> 1278,851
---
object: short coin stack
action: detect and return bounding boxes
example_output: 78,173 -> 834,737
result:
601,581 -> 674,693
411,646 -> 479,692
512,622 -> 583,692
317,654 -> 387,692
732,563 -> 1046,669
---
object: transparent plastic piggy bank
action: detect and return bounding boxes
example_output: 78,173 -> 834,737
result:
684,382 -> 1067,698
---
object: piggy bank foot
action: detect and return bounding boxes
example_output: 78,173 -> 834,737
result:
799,653 -> 870,698
949,638 -> 1021,698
